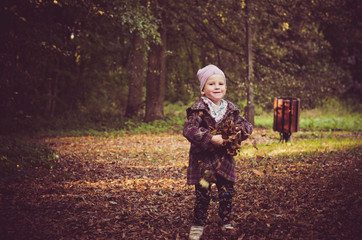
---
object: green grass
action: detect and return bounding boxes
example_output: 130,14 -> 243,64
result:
140,100 -> 362,134
241,136 -> 360,157
237,135 -> 362,169
254,99 -> 362,131
3,99 -> 361,138
254,111 -> 362,131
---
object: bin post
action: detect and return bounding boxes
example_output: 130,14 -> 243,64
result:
273,97 -> 300,142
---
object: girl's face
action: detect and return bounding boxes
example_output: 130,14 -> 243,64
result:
201,74 -> 227,105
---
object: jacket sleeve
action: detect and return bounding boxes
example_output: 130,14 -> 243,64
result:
233,111 -> 253,140
183,110 -> 213,151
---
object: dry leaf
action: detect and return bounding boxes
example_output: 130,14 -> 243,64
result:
252,169 -> 264,176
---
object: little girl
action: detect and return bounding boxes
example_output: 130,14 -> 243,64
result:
183,65 -> 253,240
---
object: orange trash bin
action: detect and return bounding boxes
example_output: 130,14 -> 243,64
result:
273,97 -> 300,142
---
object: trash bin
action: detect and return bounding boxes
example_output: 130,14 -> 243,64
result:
273,97 -> 300,142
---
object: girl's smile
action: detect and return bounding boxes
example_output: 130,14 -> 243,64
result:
201,74 -> 227,105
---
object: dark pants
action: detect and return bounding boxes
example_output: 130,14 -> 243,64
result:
194,174 -> 234,226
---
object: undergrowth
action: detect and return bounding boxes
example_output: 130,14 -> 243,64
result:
2,99 -> 361,138
0,136 -> 58,175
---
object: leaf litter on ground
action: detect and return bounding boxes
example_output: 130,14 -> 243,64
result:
0,129 -> 361,239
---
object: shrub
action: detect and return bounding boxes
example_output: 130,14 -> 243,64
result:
0,136 -> 58,174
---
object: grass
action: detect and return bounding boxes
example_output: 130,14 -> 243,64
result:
240,136 -> 361,159
235,134 -> 362,178
118,100 -> 362,134
254,99 -> 362,131
254,112 -> 362,131
2,99 -> 361,138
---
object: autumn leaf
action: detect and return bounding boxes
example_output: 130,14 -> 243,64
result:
199,178 -> 210,188
252,169 -> 264,176
1,130 -> 360,240
209,120 -> 251,156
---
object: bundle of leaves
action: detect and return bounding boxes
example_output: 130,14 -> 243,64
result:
210,120 -> 248,156
199,120 -> 252,188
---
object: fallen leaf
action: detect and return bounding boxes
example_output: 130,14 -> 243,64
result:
252,169 -> 264,176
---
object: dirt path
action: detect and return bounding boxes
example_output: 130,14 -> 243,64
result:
1,132 -> 361,239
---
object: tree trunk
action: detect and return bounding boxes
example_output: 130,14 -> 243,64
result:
44,60 -> 59,118
244,0 -> 255,126
144,27 -> 166,122
125,32 -> 146,118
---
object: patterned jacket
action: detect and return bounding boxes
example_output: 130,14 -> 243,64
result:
183,98 -> 253,185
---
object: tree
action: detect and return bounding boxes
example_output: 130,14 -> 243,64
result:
0,0 -> 80,119
244,0 -> 255,125
110,0 -> 160,119
1,0 -> 359,133
310,0 -> 362,102
125,32 -> 146,118
166,0 -> 353,109
144,24 -> 167,122
144,0 -> 169,122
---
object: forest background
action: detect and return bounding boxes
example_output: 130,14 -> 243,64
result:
1,1 -> 362,239
1,0 -> 361,135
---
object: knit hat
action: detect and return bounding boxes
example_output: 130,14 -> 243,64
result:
197,64 -> 226,91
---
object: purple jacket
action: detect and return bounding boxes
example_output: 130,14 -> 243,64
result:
183,98 -> 253,185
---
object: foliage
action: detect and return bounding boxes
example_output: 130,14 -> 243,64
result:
210,120 -> 249,156
167,0 -> 356,109
107,0 -> 160,42
0,0 -> 360,131
0,136 -> 58,174
0,0 -> 158,120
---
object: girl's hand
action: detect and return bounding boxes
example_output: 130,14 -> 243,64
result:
211,135 -> 224,146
